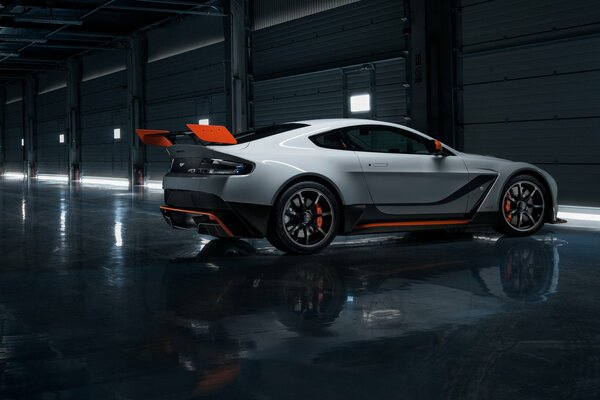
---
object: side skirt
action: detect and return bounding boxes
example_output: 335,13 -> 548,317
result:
343,205 -> 500,235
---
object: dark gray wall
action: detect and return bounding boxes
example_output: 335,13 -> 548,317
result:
253,0 -> 408,127
80,70 -> 129,178
5,100 -> 23,173
253,0 -> 406,79
36,88 -> 67,175
254,58 -> 407,127
458,0 -> 600,206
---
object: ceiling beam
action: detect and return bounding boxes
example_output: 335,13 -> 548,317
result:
5,0 -> 94,10
0,65 -> 60,71
31,42 -> 123,50
105,5 -> 225,16
12,16 -> 84,25
0,35 -> 47,43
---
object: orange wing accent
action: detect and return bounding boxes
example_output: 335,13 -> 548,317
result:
434,140 -> 442,152
186,124 -> 237,144
136,129 -> 172,147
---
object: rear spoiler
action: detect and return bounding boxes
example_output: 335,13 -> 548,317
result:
135,124 -> 237,147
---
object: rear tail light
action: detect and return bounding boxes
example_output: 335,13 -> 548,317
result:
203,159 -> 252,175
171,158 -> 253,175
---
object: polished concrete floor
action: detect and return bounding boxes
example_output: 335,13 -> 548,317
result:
1,178 -> 600,400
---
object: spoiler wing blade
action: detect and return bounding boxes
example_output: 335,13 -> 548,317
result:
136,129 -> 173,147
186,124 -> 237,145
136,125 -> 237,147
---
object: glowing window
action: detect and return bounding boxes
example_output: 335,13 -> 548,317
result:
350,94 -> 371,113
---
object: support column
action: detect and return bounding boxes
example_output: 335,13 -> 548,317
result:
127,33 -> 146,186
408,0 -> 428,133
224,0 -> 250,134
67,60 -> 82,181
0,87 -> 6,175
425,0 -> 458,147
24,76 -> 37,178
409,0 -> 458,146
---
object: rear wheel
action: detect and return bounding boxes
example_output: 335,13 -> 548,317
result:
495,175 -> 547,237
267,182 -> 339,254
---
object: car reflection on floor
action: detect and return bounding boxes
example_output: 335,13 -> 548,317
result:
158,234 -> 562,396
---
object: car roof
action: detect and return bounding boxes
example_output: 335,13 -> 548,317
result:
292,118 -> 435,141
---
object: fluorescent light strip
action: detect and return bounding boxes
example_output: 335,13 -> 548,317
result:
146,180 -> 163,189
37,174 -> 69,182
557,211 -> 600,222
3,172 -> 25,179
81,176 -> 130,187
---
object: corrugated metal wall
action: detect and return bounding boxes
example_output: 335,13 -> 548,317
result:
5,100 -> 24,173
253,0 -> 360,30
253,0 -> 408,127
254,58 -> 407,127
253,0 -> 406,79
145,42 -> 226,180
80,70 -> 129,178
36,88 -> 67,174
458,0 -> 600,206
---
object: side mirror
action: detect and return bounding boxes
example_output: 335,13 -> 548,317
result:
430,139 -> 444,155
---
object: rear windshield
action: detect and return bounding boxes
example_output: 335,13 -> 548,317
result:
231,123 -> 309,144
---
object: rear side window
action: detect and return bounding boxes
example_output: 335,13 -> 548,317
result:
345,127 -> 430,154
233,123 -> 309,144
310,130 -> 349,150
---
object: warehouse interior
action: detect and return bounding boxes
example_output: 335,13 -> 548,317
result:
1,0 -> 599,398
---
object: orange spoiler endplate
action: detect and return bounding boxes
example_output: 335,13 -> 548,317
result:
135,124 -> 237,147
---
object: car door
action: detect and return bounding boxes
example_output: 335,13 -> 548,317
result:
344,125 -> 470,217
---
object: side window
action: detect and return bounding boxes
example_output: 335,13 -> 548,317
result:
345,127 -> 430,154
310,130 -> 349,150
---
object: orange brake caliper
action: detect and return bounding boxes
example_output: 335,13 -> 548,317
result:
504,195 -> 512,222
315,203 -> 323,229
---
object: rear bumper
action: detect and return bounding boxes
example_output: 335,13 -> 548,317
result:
160,206 -> 234,237
162,189 -> 271,238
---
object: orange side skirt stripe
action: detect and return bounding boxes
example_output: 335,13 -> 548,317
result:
355,219 -> 471,230
160,206 -> 234,237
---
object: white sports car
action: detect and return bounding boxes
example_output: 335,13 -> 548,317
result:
137,119 -> 562,254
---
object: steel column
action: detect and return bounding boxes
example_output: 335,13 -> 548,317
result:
408,0 -> 428,132
224,0 -> 250,134
24,76 -> 37,178
0,87 -> 5,175
127,34 -> 146,186
67,59 -> 82,180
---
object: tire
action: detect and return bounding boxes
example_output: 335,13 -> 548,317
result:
495,174 -> 548,237
267,181 -> 340,254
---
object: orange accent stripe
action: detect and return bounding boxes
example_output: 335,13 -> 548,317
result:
355,219 -> 471,230
186,124 -> 237,144
160,206 -> 234,237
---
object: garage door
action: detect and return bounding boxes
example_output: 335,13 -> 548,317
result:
458,0 -> 600,206
36,89 -> 67,175
80,70 -> 129,178
254,58 -> 408,127
5,100 -> 24,173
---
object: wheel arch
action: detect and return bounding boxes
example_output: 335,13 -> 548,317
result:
501,168 -> 554,222
269,173 -> 346,233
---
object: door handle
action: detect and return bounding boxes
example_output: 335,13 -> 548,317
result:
370,163 -> 389,167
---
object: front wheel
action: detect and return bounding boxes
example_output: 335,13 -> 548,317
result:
267,182 -> 339,254
495,175 -> 547,237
